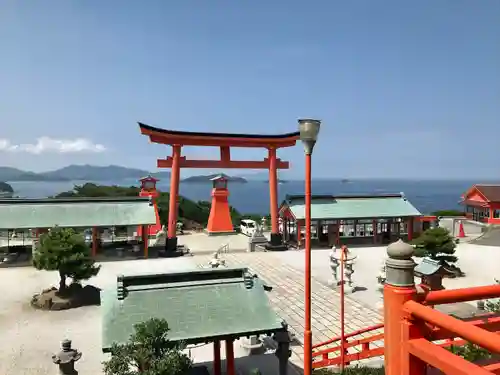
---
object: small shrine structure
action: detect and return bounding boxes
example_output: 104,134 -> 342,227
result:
138,122 -> 299,252
206,175 -> 234,235
137,175 -> 162,237
414,257 -> 455,291
102,267 -> 292,375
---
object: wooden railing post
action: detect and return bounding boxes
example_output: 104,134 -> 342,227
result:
383,240 -> 423,375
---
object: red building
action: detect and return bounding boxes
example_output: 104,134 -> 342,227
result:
461,184 -> 500,224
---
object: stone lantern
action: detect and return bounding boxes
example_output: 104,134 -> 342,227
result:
261,217 -> 268,231
52,339 -> 82,375
329,246 -> 357,293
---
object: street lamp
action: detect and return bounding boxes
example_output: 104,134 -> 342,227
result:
298,118 -> 321,375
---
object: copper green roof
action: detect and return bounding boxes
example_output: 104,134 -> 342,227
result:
0,197 -> 157,229
283,193 -> 422,220
101,267 -> 285,351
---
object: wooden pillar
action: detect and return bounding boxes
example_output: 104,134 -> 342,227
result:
225,339 -> 235,375
213,340 -> 221,375
268,147 -> 280,245
408,218 -> 414,241
167,145 -> 181,250
373,219 -> 377,244
91,227 -> 98,257
297,221 -> 302,247
142,225 -> 149,258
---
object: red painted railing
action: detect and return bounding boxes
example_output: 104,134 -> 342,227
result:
312,324 -> 384,368
312,284 -> 500,372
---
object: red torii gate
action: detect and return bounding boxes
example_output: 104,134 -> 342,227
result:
138,122 -> 300,252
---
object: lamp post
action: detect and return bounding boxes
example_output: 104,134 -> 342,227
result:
298,118 -> 321,375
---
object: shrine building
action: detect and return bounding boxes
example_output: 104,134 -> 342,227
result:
461,184 -> 500,224
279,193 -> 424,247
102,267 -> 292,375
0,197 -> 157,259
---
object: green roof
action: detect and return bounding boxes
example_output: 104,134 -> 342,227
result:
0,197 -> 157,229
284,194 -> 422,220
101,267 -> 285,351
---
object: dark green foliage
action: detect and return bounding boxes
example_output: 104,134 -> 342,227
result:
55,183 -> 140,198
313,366 -> 385,374
445,298 -> 500,362
55,183 -> 266,227
412,227 -> 458,263
0,181 -> 14,193
448,342 -> 492,362
431,210 -> 466,217
32,227 -> 100,292
103,318 -> 192,375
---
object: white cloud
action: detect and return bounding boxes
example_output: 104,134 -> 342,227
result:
0,137 -> 106,154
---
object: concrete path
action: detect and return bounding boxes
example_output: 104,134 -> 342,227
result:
206,252 -> 384,367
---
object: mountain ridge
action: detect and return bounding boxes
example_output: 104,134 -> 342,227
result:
0,164 -> 170,182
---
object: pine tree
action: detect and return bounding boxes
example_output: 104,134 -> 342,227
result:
412,227 -> 458,264
103,318 -> 192,375
32,226 -> 100,293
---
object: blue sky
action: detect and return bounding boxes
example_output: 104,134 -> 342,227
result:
1,0 -> 499,179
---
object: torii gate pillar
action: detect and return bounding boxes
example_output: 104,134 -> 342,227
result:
138,122 -> 300,253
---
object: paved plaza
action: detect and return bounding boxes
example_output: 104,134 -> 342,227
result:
2,229 -> 500,374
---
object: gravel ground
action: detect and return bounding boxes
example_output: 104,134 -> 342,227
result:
2,239 -> 499,375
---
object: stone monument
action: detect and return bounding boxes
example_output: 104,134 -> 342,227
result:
248,224 -> 268,252
52,339 -> 81,375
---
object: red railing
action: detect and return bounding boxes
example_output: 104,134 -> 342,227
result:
312,324 -> 384,368
311,284 -> 500,372
401,284 -> 500,374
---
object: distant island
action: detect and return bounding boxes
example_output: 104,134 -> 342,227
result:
0,181 -> 14,197
182,173 -> 247,183
0,165 -> 171,182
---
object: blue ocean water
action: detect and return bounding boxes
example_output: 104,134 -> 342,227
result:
7,179 -> 485,215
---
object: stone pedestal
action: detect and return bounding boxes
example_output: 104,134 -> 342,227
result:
52,339 -> 81,375
248,225 -> 268,252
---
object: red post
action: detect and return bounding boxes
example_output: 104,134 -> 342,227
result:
167,145 -> 181,249
340,246 -> 346,370
384,240 -> 419,375
213,340 -> 221,375
269,147 -> 280,245
304,152 -> 312,375
142,225 -> 149,258
225,339 -> 235,375
408,218 -> 414,241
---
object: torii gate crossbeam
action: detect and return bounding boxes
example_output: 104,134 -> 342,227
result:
139,122 -> 300,252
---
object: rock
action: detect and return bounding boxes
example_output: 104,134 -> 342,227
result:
31,283 -> 101,311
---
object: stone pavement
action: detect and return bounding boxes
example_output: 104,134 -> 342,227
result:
197,252 -> 384,367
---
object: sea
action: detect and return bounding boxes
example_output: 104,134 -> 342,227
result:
6,179 -> 493,216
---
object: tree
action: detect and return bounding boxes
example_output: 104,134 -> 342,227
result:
32,226 -> 100,293
412,227 -> 458,264
103,318 -> 192,375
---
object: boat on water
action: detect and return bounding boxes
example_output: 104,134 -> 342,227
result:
341,179 -> 351,184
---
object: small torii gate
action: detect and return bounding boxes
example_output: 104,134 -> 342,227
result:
138,122 -> 300,252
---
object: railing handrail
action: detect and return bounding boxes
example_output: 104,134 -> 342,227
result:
405,300 -> 500,354
423,284 -> 500,305
312,323 -> 384,349
407,338 -> 493,375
